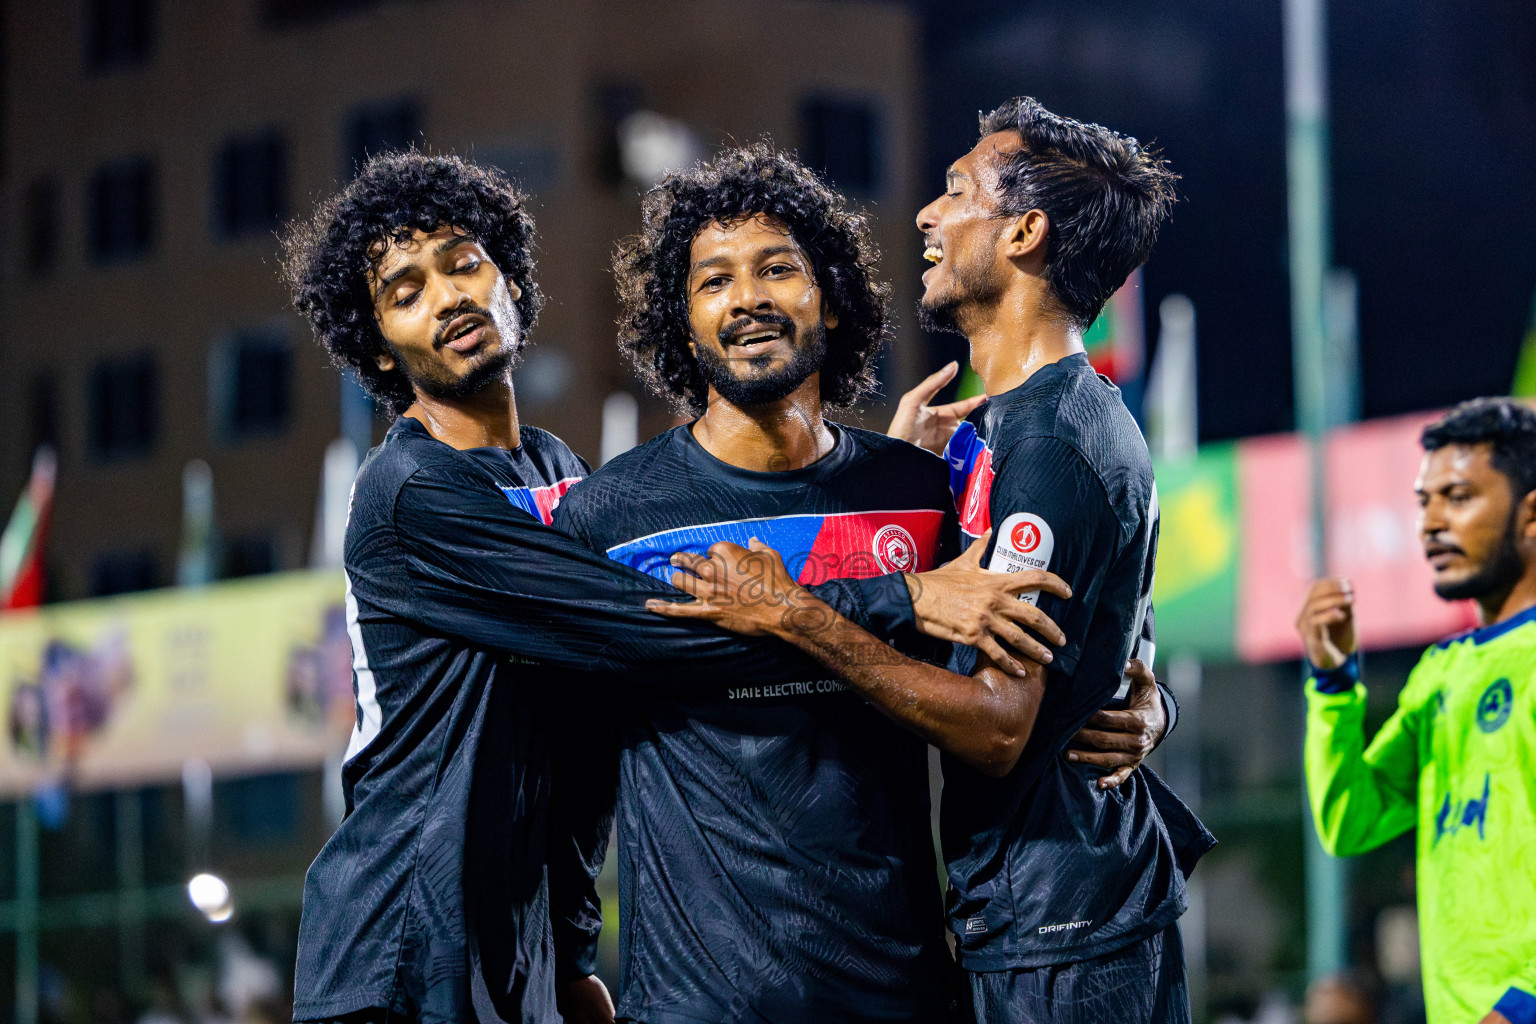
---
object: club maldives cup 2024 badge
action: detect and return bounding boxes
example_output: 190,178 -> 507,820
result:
987,512 -> 1055,605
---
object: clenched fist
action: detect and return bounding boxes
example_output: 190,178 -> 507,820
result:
1295,578 -> 1357,670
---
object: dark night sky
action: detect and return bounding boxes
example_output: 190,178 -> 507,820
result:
915,0 -> 1536,442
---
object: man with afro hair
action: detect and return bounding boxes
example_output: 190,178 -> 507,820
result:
279,151 -> 931,1024
555,145 -> 1173,1023
656,101 -> 1210,1024
279,150 -> 1090,1024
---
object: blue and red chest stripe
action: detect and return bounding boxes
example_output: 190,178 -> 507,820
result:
502,476 -> 582,526
607,509 -> 948,585
945,421 -> 994,540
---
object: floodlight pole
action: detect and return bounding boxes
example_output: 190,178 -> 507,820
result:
1284,0 -> 1352,980
15,800 -> 39,1024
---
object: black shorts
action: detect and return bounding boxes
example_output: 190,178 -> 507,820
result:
961,924 -> 1190,1024
295,1011 -> 394,1024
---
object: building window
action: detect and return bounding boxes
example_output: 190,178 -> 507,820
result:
90,549 -> 159,596
24,178 -> 60,276
344,97 -> 420,175
88,158 -> 156,263
222,534 -> 277,578
86,0 -> 154,71
213,328 -> 292,439
800,97 -> 882,195
593,82 -> 643,186
88,354 -> 158,459
213,130 -> 288,239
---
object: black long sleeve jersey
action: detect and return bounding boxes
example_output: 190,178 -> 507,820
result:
553,423 -> 958,1024
292,416 -> 913,1024
939,353 -> 1215,971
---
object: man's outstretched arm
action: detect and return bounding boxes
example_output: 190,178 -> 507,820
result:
649,538 -> 1043,776
389,461 -> 1050,688
388,460 -> 843,686
895,529 -> 1171,785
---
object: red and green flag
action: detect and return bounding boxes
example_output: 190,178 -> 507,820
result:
1,447 -> 57,610
951,269 -> 1146,400
1082,267 -> 1146,384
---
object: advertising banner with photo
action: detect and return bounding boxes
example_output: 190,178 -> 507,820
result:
0,569 -> 352,797
1154,411 -> 1478,663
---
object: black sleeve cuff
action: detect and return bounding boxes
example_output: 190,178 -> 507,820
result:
1307,652 -> 1360,694
805,573 -> 917,641
554,931 -> 600,984
1157,682 -> 1180,739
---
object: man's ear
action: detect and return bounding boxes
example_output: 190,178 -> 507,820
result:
823,305 -> 840,331
376,350 -> 396,373
1000,208 -> 1049,262
1520,489 -> 1536,540
505,275 -> 523,301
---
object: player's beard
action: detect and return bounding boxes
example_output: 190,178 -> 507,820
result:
395,280 -> 525,403
917,243 -> 1007,336
1434,508 -> 1526,601
695,315 -> 827,408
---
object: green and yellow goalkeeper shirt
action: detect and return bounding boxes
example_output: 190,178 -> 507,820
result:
1305,605 -> 1536,1024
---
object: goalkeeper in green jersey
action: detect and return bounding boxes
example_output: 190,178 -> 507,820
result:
1297,398 -> 1536,1024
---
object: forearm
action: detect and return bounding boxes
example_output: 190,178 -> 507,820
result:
769,595 -> 1039,777
806,573 -> 918,645
1304,657 -> 1416,855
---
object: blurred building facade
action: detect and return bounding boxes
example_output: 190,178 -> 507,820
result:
0,0 -> 923,603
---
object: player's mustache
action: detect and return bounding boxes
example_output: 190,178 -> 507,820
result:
1423,535 -> 1464,556
718,313 -> 796,347
433,302 -> 494,348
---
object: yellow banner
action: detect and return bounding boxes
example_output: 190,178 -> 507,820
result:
0,570 -> 352,796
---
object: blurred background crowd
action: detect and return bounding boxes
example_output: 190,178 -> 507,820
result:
0,1 -> 1533,1022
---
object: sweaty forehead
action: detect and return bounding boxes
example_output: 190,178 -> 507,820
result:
979,130 -> 1023,159
689,213 -> 801,264
368,225 -> 468,270
954,131 -> 1021,178
1421,442 -> 1496,485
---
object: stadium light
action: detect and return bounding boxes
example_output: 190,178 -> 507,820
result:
187,872 -> 234,923
618,110 -> 704,186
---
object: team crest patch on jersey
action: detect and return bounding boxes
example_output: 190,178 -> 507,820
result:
987,513 -> 1055,604
872,524 -> 918,573
1477,678 -> 1513,733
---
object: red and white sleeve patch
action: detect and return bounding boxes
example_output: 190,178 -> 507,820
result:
987,512 -> 1055,605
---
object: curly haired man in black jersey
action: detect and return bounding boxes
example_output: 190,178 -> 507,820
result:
559,144 -> 1176,1024
658,103 -> 1210,1024
281,149 -> 1118,1024
280,151 -> 976,1024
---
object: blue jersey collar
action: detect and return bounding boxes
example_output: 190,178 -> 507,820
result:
1436,602 -> 1536,649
